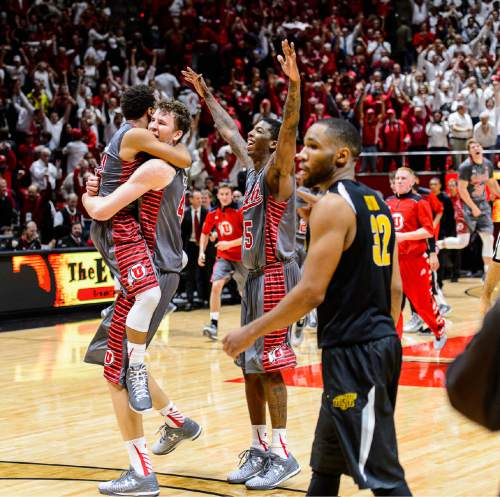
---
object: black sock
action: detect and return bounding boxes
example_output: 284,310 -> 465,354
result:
307,471 -> 341,496
372,482 -> 412,496
211,319 -> 218,328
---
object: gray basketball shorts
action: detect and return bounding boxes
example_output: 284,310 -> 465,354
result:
211,258 -> 248,294
462,201 -> 493,234
238,259 -> 300,374
85,271 -> 180,385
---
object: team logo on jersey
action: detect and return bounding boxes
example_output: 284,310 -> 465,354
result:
219,220 -> 234,236
332,393 -> 357,411
104,350 -> 115,366
128,263 -> 147,284
392,212 -> 404,231
96,152 -> 107,175
242,182 -> 263,212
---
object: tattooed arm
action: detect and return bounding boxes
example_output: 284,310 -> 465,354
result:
266,40 -> 301,201
182,67 -> 252,167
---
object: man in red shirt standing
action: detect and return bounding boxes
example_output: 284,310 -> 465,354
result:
386,167 -> 447,350
405,106 -> 428,172
198,183 -> 247,340
379,109 -> 410,172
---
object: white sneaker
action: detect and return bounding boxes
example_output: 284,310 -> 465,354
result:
403,313 -> 424,333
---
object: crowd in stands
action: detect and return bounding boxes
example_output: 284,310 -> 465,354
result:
0,0 -> 499,286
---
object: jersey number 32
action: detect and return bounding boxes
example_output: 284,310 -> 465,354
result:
370,214 -> 391,267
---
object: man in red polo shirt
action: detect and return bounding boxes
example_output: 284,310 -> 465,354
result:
386,167 -> 447,350
198,183 -> 247,340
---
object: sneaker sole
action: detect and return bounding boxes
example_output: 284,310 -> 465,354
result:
99,489 -> 159,497
202,329 -> 218,341
128,403 -> 153,414
245,465 -> 301,490
152,425 -> 202,456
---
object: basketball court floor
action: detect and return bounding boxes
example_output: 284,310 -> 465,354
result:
1,278 -> 499,496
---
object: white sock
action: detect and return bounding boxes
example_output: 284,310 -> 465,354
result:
159,401 -> 185,428
270,428 -> 288,459
127,341 -> 146,366
125,437 -> 152,476
251,425 -> 269,451
210,312 -> 219,321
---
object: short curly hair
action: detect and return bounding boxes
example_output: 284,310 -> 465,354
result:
155,99 -> 192,138
120,85 -> 156,120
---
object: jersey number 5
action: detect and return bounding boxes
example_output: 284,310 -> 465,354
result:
370,214 -> 391,267
243,220 -> 253,250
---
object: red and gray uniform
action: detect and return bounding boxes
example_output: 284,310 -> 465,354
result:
386,192 -> 445,339
88,168 -> 187,384
93,121 -> 158,299
450,194 -> 468,235
88,121 -> 187,384
239,166 -> 300,373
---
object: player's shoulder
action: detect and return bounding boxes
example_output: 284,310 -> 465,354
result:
458,159 -> 471,171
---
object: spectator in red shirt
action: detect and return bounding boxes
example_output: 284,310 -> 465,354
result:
198,183 -> 246,340
0,177 -> 16,229
406,106 -> 429,171
18,183 -> 53,243
386,167 -> 447,350
379,108 -> 410,172
304,103 -> 332,132
0,143 -> 17,189
360,98 -> 384,172
201,145 -> 237,186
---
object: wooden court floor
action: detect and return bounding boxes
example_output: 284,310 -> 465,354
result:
1,278 -> 499,496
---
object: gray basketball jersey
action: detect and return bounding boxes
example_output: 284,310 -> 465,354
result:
241,166 -> 296,270
140,168 -> 187,273
96,121 -> 140,197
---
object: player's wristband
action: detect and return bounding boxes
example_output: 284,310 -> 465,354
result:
428,237 -> 436,252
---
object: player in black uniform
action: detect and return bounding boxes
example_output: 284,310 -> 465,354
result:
223,118 -> 411,496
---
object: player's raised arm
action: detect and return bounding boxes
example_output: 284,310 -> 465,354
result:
222,194 -> 354,358
266,40 -> 301,201
83,159 -> 175,221
182,67 -> 252,167
121,128 -> 192,169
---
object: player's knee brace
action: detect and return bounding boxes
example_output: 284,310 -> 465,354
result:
479,232 -> 494,258
126,286 -> 161,332
457,233 -> 470,249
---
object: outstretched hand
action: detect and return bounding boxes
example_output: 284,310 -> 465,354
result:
222,325 -> 256,359
182,67 -> 209,98
277,39 -> 300,83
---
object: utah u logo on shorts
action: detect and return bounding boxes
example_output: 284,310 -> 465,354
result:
332,393 -> 357,411
267,345 -> 285,364
104,349 -> 115,366
128,263 -> 147,286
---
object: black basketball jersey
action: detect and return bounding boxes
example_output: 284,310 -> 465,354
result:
317,180 -> 397,348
